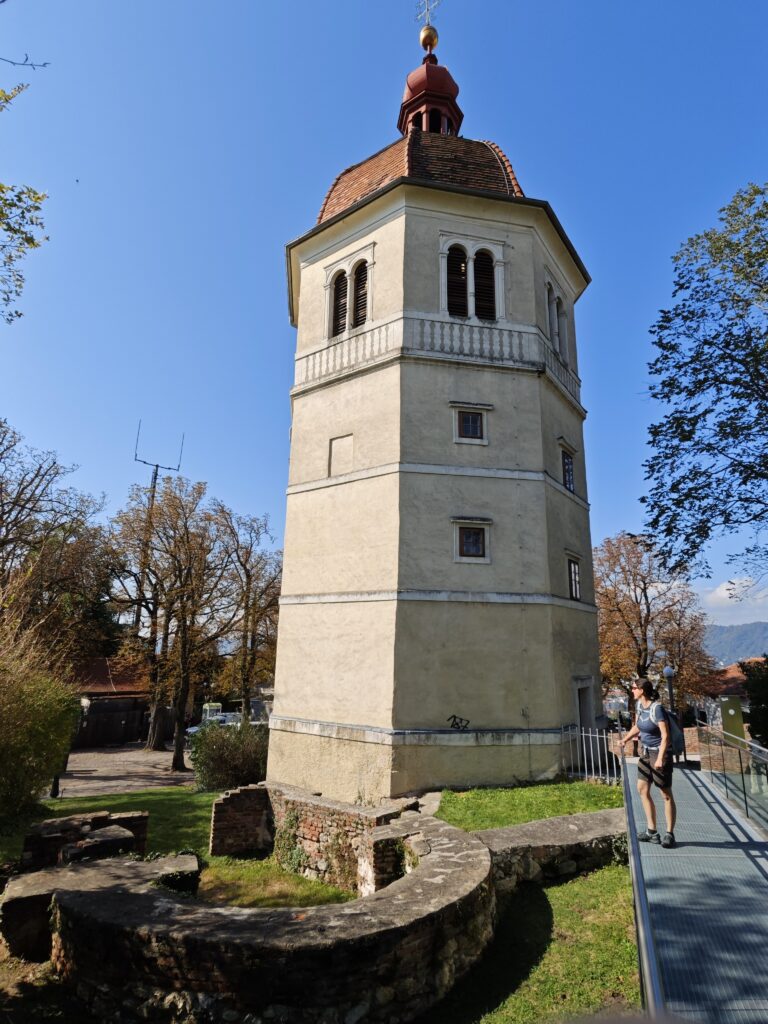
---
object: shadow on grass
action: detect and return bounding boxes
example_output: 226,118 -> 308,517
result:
0,954 -> 95,1023
415,883 -> 554,1024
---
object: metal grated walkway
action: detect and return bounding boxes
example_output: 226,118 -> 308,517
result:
627,762 -> 768,1023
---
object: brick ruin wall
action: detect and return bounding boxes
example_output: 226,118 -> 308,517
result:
209,782 -> 414,894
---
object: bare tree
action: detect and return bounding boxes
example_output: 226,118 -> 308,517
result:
214,503 -> 281,723
0,419 -> 113,662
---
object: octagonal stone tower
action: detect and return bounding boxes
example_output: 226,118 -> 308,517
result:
267,35 -> 601,803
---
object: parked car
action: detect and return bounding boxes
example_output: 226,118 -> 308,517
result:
184,712 -> 241,747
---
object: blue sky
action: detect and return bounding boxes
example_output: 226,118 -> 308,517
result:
2,0 -> 767,625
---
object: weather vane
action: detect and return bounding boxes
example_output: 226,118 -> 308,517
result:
415,0 -> 442,26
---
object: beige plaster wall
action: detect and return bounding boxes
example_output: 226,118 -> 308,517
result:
544,486 -> 596,605
549,604 -> 601,726
401,190 -> 539,326
271,601 -> 397,727
391,741 -> 563,797
288,363 -> 401,486
399,360 -> 543,470
281,473 -> 400,595
397,472 -> 550,593
539,378 -> 588,497
266,727 -> 564,801
391,601 -> 569,730
293,204 -> 406,353
266,729 -> 395,805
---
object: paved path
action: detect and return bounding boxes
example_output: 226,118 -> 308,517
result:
627,762 -> 768,1023
59,744 -> 194,797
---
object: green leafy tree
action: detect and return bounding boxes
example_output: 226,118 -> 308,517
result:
644,182 -> 768,580
1,85 -> 46,323
0,591 -> 79,826
739,656 -> 768,746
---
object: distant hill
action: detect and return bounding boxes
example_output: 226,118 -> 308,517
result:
705,622 -> 768,666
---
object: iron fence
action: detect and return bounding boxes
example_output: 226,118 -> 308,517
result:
561,725 -> 622,785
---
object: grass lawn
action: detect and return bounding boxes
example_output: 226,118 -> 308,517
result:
199,855 -> 353,908
416,864 -> 639,1024
0,788 -> 352,909
437,780 -> 623,832
0,787 -> 212,865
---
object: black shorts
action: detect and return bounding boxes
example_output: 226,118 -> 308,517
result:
638,749 -> 673,790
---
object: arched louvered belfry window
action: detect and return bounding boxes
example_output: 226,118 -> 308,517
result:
447,245 -> 468,318
547,283 -> 559,351
474,249 -> 496,321
331,271 -> 348,337
429,108 -> 442,133
557,297 -> 568,363
351,261 -> 368,329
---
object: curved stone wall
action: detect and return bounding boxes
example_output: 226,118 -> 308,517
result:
51,812 -> 495,1024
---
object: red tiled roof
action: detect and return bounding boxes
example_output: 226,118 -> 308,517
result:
74,657 -> 150,698
317,130 -> 524,224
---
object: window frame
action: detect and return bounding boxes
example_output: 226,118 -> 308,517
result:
473,248 -> 497,322
561,449 -> 575,492
450,400 -> 493,447
567,556 -> 582,601
545,275 -> 571,366
439,233 -> 506,322
452,517 -> 492,564
323,242 -> 376,341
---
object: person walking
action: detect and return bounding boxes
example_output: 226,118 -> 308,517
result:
619,678 -> 677,849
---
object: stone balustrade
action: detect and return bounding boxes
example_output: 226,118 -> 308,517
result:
293,316 -> 582,403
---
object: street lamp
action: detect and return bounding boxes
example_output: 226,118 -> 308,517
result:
662,665 -> 676,714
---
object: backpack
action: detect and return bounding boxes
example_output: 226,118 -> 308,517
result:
651,701 -> 685,756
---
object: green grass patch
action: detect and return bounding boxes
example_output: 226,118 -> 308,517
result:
417,865 -> 639,1024
199,855 -> 354,909
1,788 -> 353,913
0,787 -> 214,864
436,781 -> 623,832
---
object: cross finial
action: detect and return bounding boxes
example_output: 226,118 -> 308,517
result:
415,0 -> 442,27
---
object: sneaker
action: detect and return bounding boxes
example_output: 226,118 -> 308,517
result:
661,832 -> 676,849
638,829 -> 661,844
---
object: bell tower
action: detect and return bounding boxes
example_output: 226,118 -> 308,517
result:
267,23 -> 601,803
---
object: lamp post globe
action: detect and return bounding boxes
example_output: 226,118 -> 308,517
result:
663,665 -> 676,713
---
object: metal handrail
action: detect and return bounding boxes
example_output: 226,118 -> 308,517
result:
618,725 -> 667,1017
698,722 -> 768,760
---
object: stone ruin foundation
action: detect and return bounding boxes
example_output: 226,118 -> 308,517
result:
0,782 -> 626,1024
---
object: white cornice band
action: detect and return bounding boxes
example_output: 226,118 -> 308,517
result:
287,462 -> 590,509
279,589 -> 597,612
269,714 -> 569,747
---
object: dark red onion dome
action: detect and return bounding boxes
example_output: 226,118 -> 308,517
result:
398,53 -> 463,136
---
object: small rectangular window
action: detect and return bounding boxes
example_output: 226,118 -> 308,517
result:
568,558 -> 581,601
459,527 -> 486,558
453,518 -> 492,563
458,411 -> 483,439
451,403 -> 492,446
562,450 -> 575,492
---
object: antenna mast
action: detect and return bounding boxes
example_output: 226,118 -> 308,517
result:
132,420 -> 185,630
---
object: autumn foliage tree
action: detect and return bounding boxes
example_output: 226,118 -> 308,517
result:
594,532 -> 715,702
112,478 -> 280,769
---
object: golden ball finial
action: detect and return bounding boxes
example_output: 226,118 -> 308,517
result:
420,24 -> 438,52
